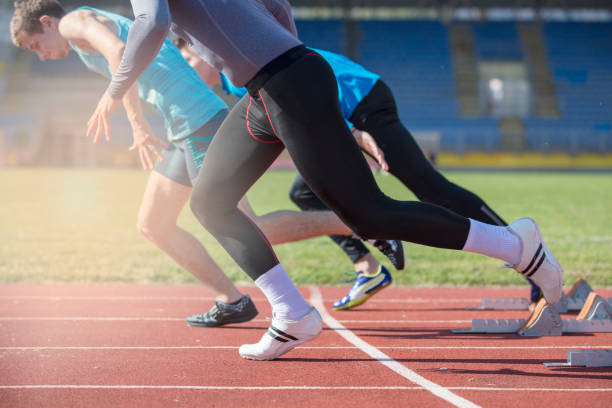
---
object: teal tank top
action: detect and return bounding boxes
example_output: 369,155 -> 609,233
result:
69,7 -> 227,141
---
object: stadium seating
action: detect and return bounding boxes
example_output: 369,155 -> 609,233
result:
4,12 -> 611,156
295,19 -> 344,54
355,20 -> 500,151
472,22 -> 522,60
523,22 -> 612,152
294,18 -> 611,153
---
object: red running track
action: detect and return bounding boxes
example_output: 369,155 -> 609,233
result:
1,284 -> 611,408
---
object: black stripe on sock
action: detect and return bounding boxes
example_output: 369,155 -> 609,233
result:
267,329 -> 288,342
270,325 -> 298,341
525,253 -> 546,278
521,243 -> 543,275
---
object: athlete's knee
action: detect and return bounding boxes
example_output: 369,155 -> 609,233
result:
136,212 -> 170,245
405,164 -> 451,203
288,184 -> 316,209
288,178 -> 320,210
332,206 -> 382,240
189,189 -> 228,233
288,183 -> 302,205
189,190 -> 213,229
348,219 -> 383,240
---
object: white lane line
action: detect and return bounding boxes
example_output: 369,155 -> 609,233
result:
337,320 -> 471,324
0,385 -> 610,392
0,385 -> 419,390
0,317 -> 203,321
0,295 -> 483,303
309,286 -> 481,408
2,345 -> 612,351
0,317 -> 471,324
450,388 -> 612,392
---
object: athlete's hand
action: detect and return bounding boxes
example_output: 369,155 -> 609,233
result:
87,91 -> 121,144
129,120 -> 168,170
352,128 -> 389,171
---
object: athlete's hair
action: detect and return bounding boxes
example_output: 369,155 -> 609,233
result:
10,0 -> 67,47
173,37 -> 187,50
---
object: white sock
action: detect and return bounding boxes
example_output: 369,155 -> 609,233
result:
462,219 -> 521,265
254,264 -> 311,320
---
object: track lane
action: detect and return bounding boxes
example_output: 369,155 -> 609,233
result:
1,284 -> 611,408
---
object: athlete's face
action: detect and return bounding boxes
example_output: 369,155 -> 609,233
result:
18,16 -> 70,61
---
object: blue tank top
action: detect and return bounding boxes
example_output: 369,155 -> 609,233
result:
220,73 -> 247,99
315,49 -> 380,126
220,48 -> 380,127
69,7 -> 227,141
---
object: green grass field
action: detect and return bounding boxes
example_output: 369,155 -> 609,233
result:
0,168 -> 610,288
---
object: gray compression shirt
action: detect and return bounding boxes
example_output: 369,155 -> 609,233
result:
260,0 -> 298,37
108,0 -> 302,99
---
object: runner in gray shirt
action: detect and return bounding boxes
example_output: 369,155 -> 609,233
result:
87,0 -> 563,361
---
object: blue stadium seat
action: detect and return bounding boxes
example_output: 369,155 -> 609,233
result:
472,22 -> 522,60
524,22 -> 612,151
295,19 -> 344,54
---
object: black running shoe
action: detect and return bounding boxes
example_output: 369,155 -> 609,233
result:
187,294 -> 258,327
373,239 -> 405,270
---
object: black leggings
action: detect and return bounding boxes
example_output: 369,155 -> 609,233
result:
289,174 -> 370,263
190,46 -> 470,281
288,80 -> 507,264
287,79 -> 540,300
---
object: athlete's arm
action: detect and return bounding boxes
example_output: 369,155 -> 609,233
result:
352,129 -> 389,171
60,9 -> 167,167
108,0 -> 171,99
87,0 -> 171,142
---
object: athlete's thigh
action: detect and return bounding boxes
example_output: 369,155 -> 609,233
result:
372,122 -> 433,173
263,92 -> 383,217
139,170 -> 192,227
354,84 -> 437,184
153,141 -> 192,187
182,113 -> 226,186
193,96 -> 285,207
261,58 -> 385,216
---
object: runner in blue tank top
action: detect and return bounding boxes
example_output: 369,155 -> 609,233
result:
68,7 -> 227,142
9,1 -> 263,325
10,1 -> 407,331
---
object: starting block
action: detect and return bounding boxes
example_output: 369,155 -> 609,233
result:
554,278 -> 594,313
544,349 -> 612,367
563,292 -> 612,333
454,292 -> 612,336
466,278 -> 595,312
466,297 -> 530,311
517,298 -> 563,336
452,318 -> 526,334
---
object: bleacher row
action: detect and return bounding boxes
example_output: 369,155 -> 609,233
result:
296,20 -> 612,153
20,19 -> 612,153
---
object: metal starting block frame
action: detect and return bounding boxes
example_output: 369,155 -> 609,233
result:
544,349 -> 612,367
452,318 -> 526,334
554,278 -> 594,313
466,278 -> 595,312
466,297 -> 530,311
454,292 -> 612,336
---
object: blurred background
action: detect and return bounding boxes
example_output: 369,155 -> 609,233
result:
0,0 -> 611,169
0,1 -> 610,286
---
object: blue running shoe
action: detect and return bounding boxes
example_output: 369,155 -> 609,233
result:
332,266 -> 392,311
